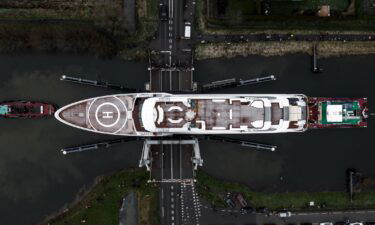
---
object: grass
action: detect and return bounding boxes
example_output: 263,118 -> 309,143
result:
44,168 -> 160,225
196,170 -> 375,210
0,0 -> 158,60
0,23 -> 116,56
200,0 -> 375,34
195,41 -> 375,59
118,0 -> 158,60
225,0 -> 257,19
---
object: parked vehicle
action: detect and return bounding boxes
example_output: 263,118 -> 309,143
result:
225,197 -> 235,209
320,222 -> 334,225
349,223 -> 363,225
256,207 -> 269,214
159,4 -> 168,21
184,22 -> 191,39
235,193 -> 248,208
240,206 -> 255,214
278,211 -> 291,217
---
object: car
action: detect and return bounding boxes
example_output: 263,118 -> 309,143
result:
349,223 -> 363,225
278,211 -> 292,217
335,222 -> 347,225
159,4 -> 168,21
240,206 -> 256,214
225,197 -> 235,209
320,223 -> 334,225
256,207 -> 269,213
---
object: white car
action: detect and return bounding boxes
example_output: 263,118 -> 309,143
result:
279,211 -> 291,217
349,223 -> 363,225
319,223 -> 333,225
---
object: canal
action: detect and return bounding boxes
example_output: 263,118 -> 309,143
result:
0,53 -> 374,225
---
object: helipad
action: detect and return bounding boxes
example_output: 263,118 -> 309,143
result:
88,96 -> 127,133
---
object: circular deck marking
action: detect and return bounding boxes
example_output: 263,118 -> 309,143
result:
87,96 -> 127,133
94,102 -> 121,128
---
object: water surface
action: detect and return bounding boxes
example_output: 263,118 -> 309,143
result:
0,53 -> 374,225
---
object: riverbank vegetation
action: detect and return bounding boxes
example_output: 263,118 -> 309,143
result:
0,0 -> 157,59
42,168 -> 159,225
196,170 -> 375,210
0,23 -> 116,56
195,41 -> 375,59
197,0 -> 375,34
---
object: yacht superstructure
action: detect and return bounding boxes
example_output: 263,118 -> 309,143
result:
55,93 -> 308,136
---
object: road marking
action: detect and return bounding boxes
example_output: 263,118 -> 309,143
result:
179,143 -> 182,179
171,0 -> 174,18
169,39 -> 173,43
169,45 -> 172,49
168,0 -> 172,18
170,144 -> 173,179
161,144 -> 164,180
169,71 -> 172,90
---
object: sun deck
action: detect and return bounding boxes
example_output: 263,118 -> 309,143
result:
142,94 -> 308,134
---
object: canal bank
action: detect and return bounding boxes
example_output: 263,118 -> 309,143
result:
0,53 -> 374,225
195,42 -> 375,60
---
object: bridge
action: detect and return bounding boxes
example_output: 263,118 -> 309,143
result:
145,0 -> 202,224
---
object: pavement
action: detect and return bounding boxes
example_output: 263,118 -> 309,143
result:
200,202 -> 375,225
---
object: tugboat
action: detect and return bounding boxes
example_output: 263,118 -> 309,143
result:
0,101 -> 56,118
308,97 -> 368,128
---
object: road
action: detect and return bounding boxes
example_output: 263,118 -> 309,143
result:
157,143 -> 198,225
200,203 -> 375,225
148,0 -> 195,92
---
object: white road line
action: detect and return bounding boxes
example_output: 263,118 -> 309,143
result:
171,0 -> 174,18
161,144 -> 164,180
179,143 -> 182,179
168,0 -> 171,18
170,144 -> 173,179
169,71 -> 172,90
169,45 -> 172,49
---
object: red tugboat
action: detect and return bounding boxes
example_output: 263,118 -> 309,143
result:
308,97 -> 368,129
0,101 -> 56,118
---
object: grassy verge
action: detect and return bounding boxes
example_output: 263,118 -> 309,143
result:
196,170 -> 375,210
43,168 -> 159,225
0,0 -> 120,21
195,41 -> 375,59
118,0 -> 158,60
